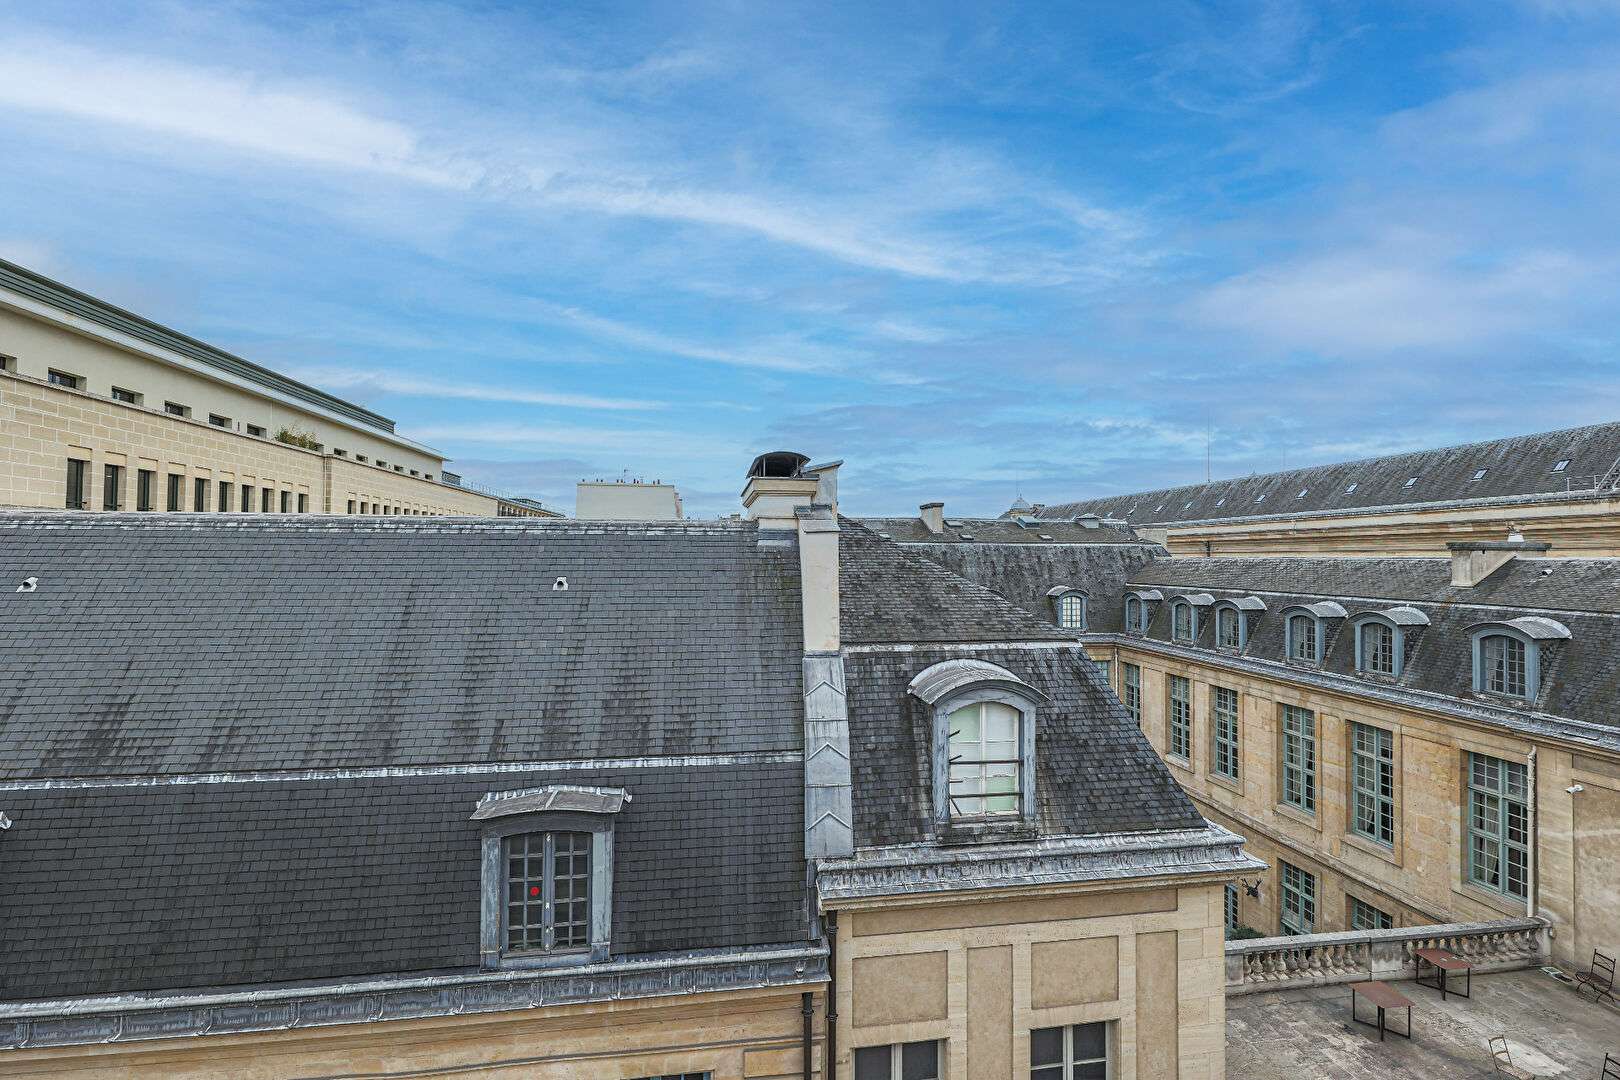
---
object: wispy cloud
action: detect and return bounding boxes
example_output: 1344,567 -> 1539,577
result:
286,367 -> 666,411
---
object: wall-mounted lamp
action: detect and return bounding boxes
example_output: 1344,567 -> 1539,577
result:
1241,877 -> 1262,899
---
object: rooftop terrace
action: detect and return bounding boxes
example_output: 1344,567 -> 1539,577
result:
1228,968 -> 1619,1079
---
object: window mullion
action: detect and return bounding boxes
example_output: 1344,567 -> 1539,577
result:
542,831 -> 557,951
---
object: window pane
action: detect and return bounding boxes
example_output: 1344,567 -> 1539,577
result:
1072,1022 -> 1107,1061
900,1040 -> 938,1080
1030,1027 -> 1063,1067
854,1046 -> 891,1080
1075,1064 -> 1106,1080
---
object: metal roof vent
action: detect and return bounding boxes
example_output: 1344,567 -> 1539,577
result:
16,576 -> 37,593
552,576 -> 568,591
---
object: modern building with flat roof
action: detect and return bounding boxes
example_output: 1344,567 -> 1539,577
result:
0,258 -> 554,518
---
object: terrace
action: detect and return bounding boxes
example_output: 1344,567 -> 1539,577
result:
1226,920 -> 1619,1079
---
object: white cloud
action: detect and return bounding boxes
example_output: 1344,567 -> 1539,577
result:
286,368 -> 665,411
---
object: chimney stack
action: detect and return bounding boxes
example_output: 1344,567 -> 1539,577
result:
1448,533 -> 1550,587
919,502 -> 945,534
741,451 -> 820,531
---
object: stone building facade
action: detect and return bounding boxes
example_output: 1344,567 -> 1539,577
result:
0,257 -> 552,517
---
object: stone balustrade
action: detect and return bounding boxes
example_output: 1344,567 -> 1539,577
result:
1224,918 -> 1548,996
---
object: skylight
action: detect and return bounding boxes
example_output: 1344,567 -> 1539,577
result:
1256,493 -> 1267,502
1344,482 -> 1358,494
1296,488 -> 1309,499
1552,459 -> 1570,472
1404,477 -> 1418,487
1038,533 -> 1054,540
1470,469 -> 1488,482
1183,500 -> 1193,509
1215,497 -> 1226,507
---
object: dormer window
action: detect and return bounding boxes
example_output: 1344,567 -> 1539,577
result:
909,659 -> 1042,827
1048,586 -> 1087,630
1171,600 -> 1196,642
1287,613 -> 1317,662
1123,590 -> 1160,634
1351,607 -> 1427,678
473,786 -> 625,969
1283,602 -> 1345,666
1467,618 -> 1568,702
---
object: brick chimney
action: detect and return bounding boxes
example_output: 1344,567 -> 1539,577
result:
919,502 -> 945,534
1448,533 -> 1550,587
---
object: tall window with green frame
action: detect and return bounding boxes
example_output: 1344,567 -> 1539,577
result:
1350,723 -> 1395,845
1167,675 -> 1191,760
1281,705 -> 1316,813
1280,861 -> 1315,935
1121,662 -> 1141,725
1466,753 -> 1528,900
1212,686 -> 1240,781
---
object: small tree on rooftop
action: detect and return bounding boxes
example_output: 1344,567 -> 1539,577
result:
275,426 -> 321,451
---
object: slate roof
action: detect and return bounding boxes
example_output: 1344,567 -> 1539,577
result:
855,516 -> 1138,544
1109,555 -> 1620,729
896,540 -> 1166,632
837,518 -> 1080,645
0,515 -> 804,778
844,645 -> 1204,847
0,763 -> 806,1001
1032,420 -> 1620,526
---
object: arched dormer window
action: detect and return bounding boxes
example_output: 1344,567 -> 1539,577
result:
1046,585 -> 1087,631
1214,596 -> 1265,651
1468,617 -> 1569,701
1171,593 -> 1215,643
1351,606 -> 1428,678
908,659 -> 1045,826
1283,602 -> 1345,666
472,785 -> 626,970
1123,589 -> 1161,634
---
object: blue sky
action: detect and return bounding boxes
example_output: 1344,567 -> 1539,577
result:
3,1 -> 1619,516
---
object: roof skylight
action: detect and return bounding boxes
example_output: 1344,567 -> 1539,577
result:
1470,469 -> 1488,482
1552,459 -> 1570,472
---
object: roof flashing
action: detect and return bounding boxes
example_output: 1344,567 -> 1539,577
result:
469,785 -> 630,820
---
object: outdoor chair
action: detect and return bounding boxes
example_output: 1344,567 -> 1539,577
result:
1601,1052 -> 1620,1080
1575,949 -> 1616,1006
1488,1036 -> 1533,1080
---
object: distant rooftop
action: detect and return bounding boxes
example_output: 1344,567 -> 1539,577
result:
1031,420 -> 1620,527
1228,969 -> 1618,1080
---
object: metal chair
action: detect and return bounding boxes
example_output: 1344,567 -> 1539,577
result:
1601,1052 -> 1620,1080
1489,1036 -> 1533,1080
1575,949 -> 1616,1006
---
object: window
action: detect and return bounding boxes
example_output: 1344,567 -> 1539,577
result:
1225,883 -> 1241,933
1215,497 -> 1226,507
1095,658 -> 1112,688
1212,686 -> 1240,781
1032,1023 -> 1108,1080
164,401 -> 190,417
1124,595 -> 1149,633
1350,723 -> 1395,846
166,473 -> 184,512
1344,482 -> 1358,494
246,424 -> 266,437
297,493 -> 309,513
1470,468 -> 1488,481
65,458 -> 88,509
347,499 -> 356,514
628,1074 -> 711,1080
946,699 -> 1022,818
360,501 -> 369,514
1476,632 -> 1529,698
193,477 -> 209,512
1296,487 -> 1308,499
111,386 -> 140,404
1122,663 -> 1141,725
356,454 -> 369,463
1255,492 -> 1266,502
261,487 -> 272,512
377,459 -> 388,468
394,464 -> 404,473
1286,612 -> 1319,664
218,481 -> 233,512
1280,862 -> 1316,935
279,490 -> 290,513
1171,601 -> 1195,642
856,1041 -> 940,1080
102,463 -> 123,510
334,448 -> 347,457
1281,705 -> 1316,813
504,831 -> 591,953
1167,675 -> 1191,760
136,469 -> 154,511
1404,476 -> 1418,487
1552,458 -> 1570,472
0,353 -> 12,372
1467,753 -> 1529,900
47,369 -> 81,389
1358,619 -> 1397,676
1350,896 -> 1393,931
1216,605 -> 1243,649
209,414 -> 231,428
1057,592 -> 1086,630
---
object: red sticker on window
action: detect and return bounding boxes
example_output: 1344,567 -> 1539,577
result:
529,885 -> 541,898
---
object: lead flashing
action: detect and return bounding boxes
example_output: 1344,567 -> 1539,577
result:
471,785 -> 630,820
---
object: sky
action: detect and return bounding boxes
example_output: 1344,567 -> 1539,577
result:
3,1 -> 1619,517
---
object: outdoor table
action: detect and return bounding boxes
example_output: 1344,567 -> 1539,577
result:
1414,946 -> 1472,1000
1350,980 -> 1414,1042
